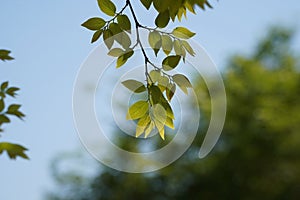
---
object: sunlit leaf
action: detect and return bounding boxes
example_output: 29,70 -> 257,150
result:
173,74 -> 192,94
97,0 -> 116,16
144,121 -> 154,137
161,35 -> 173,55
122,79 -> 146,93
81,17 -> 106,30
149,70 -> 161,83
116,49 -> 134,68
136,115 -> 151,137
182,40 -> 195,56
126,101 -> 149,120
148,31 -> 161,56
108,48 -> 125,57
172,27 -> 195,39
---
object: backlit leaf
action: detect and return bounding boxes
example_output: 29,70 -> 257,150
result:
116,49 -> 134,68
108,48 -> 125,57
172,27 -> 195,39
161,35 -> 173,55
122,79 -> 146,93
148,31 -> 161,56
173,74 -> 192,94
103,29 -> 114,49
136,115 -> 151,137
126,101 -> 149,120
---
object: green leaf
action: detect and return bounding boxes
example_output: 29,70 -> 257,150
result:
136,115 -> 151,137
166,83 -> 176,101
0,114 -> 10,124
0,98 -> 4,112
116,49 -> 134,68
158,76 -> 169,92
110,23 -> 131,49
173,74 -> 192,94
155,10 -> 170,28
182,40 -> 195,56
148,31 -> 162,56
153,0 -> 169,12
172,27 -> 196,39
162,55 -> 181,71
97,0 -> 116,16
6,87 -> 19,97
81,17 -> 106,30
121,80 -> 146,93
103,29 -> 114,49
91,30 -> 103,43
161,35 -> 173,55
0,142 -> 29,160
1,81 -> 8,91
140,0 -> 153,9
0,49 -> 14,61
126,101 -> 149,120
6,104 -> 25,119
108,48 -> 125,57
117,15 -> 131,32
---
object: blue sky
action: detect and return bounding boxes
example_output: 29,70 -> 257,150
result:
0,0 -> 299,199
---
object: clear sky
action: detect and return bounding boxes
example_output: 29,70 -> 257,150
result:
0,0 -> 299,199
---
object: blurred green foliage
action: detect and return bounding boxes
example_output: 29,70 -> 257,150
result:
47,27 -> 300,199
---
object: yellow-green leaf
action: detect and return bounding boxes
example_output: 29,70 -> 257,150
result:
122,79 -> 146,93
172,27 -> 195,39
166,83 -> 176,101
81,17 -> 106,30
149,70 -> 161,83
182,40 -> 195,56
97,0 -> 116,16
148,31 -> 161,56
161,35 -> 173,55
108,48 -> 125,57
116,50 -> 134,68
173,74 -> 192,94
136,115 -> 151,137
144,121 -> 154,137
126,101 -> 149,120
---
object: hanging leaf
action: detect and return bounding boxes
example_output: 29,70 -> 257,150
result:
155,10 -> 170,28
117,15 -> 131,32
108,48 -> 125,57
103,29 -> 114,49
161,35 -> 173,55
166,83 -> 176,101
126,101 -> 149,120
97,0 -> 116,16
173,74 -> 192,94
162,55 -> 181,71
148,31 -> 162,56
182,40 -> 195,56
91,30 -> 103,43
81,17 -> 106,30
116,49 -> 134,68
172,27 -> 195,39
121,80 -> 146,93
136,115 -> 151,137
0,142 -> 29,160
140,0 -> 153,9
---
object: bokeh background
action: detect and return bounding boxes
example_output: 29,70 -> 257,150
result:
1,0 -> 300,199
